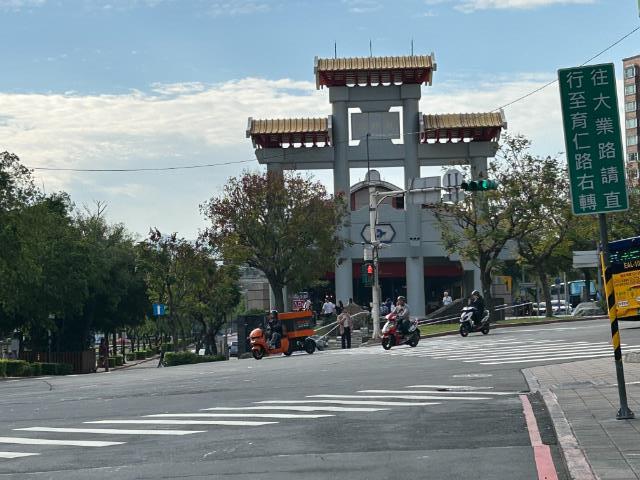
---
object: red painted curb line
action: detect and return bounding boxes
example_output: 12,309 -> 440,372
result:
521,394 -> 559,480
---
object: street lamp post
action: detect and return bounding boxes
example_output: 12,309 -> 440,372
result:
369,187 -> 381,340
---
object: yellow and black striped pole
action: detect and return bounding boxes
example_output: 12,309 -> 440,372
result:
599,213 -> 634,420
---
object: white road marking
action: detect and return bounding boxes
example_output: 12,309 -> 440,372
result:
440,344 -> 617,360
405,385 -> 494,390
479,351 -> 640,365
14,427 -> 204,436
256,400 -> 440,406
308,394 -> 488,401
0,451 -> 40,459
0,437 -> 123,447
86,420 -> 276,426
201,406 -> 388,412
145,413 -> 334,419
359,389 -> 517,396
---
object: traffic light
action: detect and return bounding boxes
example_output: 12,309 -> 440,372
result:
361,262 -> 374,286
460,179 -> 498,191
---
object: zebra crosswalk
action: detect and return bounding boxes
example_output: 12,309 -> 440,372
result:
0,382 -> 507,463
336,337 -> 640,365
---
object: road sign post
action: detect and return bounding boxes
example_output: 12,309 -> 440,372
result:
559,62 -> 633,419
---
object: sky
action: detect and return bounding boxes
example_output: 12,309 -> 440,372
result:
0,0 -> 638,238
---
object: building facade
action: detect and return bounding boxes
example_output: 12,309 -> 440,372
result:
246,54 -> 506,316
624,55 -> 640,187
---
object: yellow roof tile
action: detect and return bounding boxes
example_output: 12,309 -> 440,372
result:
316,55 -> 434,73
422,112 -> 505,130
248,117 -> 328,135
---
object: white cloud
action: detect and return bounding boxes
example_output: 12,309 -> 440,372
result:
208,0 -> 271,16
0,0 -> 45,11
342,0 -> 382,13
0,73 -> 590,236
425,0 -> 594,13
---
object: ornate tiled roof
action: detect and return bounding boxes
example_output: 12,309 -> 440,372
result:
315,54 -> 436,89
420,111 -> 506,143
246,117 -> 331,149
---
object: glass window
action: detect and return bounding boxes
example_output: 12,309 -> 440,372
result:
628,135 -> 639,146
626,84 -> 637,95
627,118 -> 638,129
630,152 -> 639,162
627,101 -> 638,113
626,66 -> 637,79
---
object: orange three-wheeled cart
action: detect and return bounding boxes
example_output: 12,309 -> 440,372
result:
249,310 -> 316,360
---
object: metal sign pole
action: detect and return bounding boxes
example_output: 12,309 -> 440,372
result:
599,213 -> 634,420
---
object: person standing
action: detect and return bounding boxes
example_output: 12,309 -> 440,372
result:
337,309 -> 352,349
322,297 -> 336,319
442,291 -> 453,307
303,297 -> 312,311
99,337 -> 109,372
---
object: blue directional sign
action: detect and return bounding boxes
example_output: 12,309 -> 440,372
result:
152,303 -> 166,316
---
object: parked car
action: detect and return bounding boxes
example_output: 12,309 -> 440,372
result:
229,341 -> 238,357
533,299 -> 572,315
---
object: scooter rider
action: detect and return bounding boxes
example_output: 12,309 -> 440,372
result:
469,290 -> 485,326
393,296 -> 410,334
267,310 -> 283,349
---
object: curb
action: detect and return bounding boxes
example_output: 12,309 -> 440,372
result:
522,368 -> 598,480
98,355 -> 160,373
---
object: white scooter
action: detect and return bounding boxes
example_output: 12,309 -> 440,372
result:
459,307 -> 490,337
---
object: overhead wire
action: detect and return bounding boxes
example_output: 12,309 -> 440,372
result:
24,24 -> 640,174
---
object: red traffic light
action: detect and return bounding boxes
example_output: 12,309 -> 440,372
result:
367,264 -> 374,275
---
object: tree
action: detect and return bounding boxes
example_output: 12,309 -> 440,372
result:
138,230 -> 201,350
509,148 -> 573,317
434,135 -> 540,315
201,171 -> 348,312
187,251 -> 240,355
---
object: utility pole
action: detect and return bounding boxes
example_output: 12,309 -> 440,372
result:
367,180 -> 459,339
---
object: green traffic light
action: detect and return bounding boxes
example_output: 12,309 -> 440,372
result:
461,179 -> 498,192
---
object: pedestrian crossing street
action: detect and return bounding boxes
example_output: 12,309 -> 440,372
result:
335,336 -> 640,365
0,383 -> 516,462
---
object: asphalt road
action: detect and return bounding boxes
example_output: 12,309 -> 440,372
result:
2,319 -> 640,480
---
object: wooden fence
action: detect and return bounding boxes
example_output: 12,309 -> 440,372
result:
20,351 -> 96,374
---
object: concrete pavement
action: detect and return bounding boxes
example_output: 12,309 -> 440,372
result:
525,355 -> 640,479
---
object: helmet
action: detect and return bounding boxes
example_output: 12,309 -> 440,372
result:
397,295 -> 406,302
471,290 -> 480,296
269,310 -> 278,319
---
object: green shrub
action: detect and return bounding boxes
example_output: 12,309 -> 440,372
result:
115,355 -> 124,366
30,363 -> 42,376
0,360 -> 74,377
126,353 -> 136,361
56,363 -> 73,375
108,357 -> 116,368
2,360 -> 31,377
135,351 -> 146,360
160,343 -> 174,353
163,351 -> 226,367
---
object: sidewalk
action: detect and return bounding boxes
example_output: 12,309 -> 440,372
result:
525,357 -> 640,479
99,354 -> 160,372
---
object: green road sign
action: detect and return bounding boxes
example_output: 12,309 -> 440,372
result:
558,63 -> 628,215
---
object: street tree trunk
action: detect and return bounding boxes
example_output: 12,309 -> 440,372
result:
268,279 -> 285,312
479,256 -> 494,320
538,269 -> 553,318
